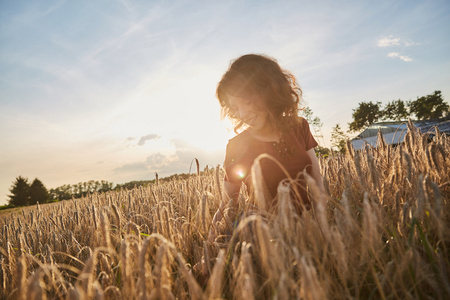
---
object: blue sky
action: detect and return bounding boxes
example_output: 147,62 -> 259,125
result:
1,0 -> 449,205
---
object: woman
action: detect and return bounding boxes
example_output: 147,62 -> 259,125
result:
212,54 -> 324,230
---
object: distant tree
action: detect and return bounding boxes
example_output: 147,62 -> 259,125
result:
348,101 -> 382,132
29,178 -> 50,204
74,182 -> 82,197
301,106 -> 324,145
382,99 -> 409,121
87,180 -> 96,193
50,180 -> 115,201
314,145 -> 331,157
50,184 -> 73,201
8,176 -> 30,206
330,124 -> 348,154
409,90 -> 449,120
99,180 -> 114,192
115,180 -> 154,190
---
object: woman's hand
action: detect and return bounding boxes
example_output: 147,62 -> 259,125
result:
307,148 -> 325,193
212,208 -> 223,224
208,208 -> 223,244
208,181 -> 240,244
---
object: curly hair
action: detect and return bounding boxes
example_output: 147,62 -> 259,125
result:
216,54 -> 303,133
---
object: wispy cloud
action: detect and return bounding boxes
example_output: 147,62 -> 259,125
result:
377,35 -> 420,48
137,134 -> 160,146
114,138 -> 223,179
378,35 -> 415,62
387,52 -> 412,62
377,35 -> 401,47
146,152 -> 178,170
114,162 -> 149,173
404,40 -> 421,47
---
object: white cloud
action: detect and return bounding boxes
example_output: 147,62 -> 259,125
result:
387,52 -> 412,62
170,138 -> 193,150
404,40 -> 421,47
114,162 -> 148,173
137,134 -> 160,146
146,152 -> 177,170
379,35 -> 416,62
114,138 -> 224,180
377,35 -> 401,47
387,52 -> 399,58
378,36 -> 420,48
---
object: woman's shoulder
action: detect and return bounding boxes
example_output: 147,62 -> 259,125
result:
297,116 -> 310,126
291,116 -> 318,149
225,130 -> 254,157
228,130 -> 251,146
286,116 -> 314,142
290,117 -> 309,134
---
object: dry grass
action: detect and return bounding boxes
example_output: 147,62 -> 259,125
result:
1,124 -> 449,299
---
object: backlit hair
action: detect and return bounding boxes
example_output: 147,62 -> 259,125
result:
216,54 -> 303,133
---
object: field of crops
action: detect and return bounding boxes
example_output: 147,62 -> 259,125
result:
1,122 -> 449,299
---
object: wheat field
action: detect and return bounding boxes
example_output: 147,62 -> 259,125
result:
1,122 -> 449,299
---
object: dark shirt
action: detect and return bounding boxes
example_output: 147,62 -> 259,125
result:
224,118 -> 318,210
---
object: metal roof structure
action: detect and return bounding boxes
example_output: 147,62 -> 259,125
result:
350,116 -> 450,150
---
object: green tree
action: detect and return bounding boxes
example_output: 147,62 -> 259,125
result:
348,101 -> 382,132
314,145 -> 331,157
8,176 -> 30,207
99,180 -> 114,192
409,90 -> 449,120
301,106 -> 324,145
29,178 -> 50,204
382,99 -> 409,121
330,124 -> 348,154
50,184 -> 72,201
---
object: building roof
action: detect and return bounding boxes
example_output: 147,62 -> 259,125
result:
351,117 -> 450,150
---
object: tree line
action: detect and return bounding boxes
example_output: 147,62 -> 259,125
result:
4,172 -> 197,209
6,176 -> 50,207
4,177 -> 116,209
49,180 -> 115,200
330,90 -> 448,153
348,90 -> 448,132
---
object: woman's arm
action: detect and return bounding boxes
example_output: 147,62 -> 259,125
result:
307,148 -> 325,193
223,181 -> 241,205
209,180 -> 241,243
212,181 -> 240,223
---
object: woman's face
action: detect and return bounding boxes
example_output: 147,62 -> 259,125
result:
227,94 -> 270,132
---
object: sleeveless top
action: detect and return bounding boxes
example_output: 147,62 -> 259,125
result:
224,117 -> 318,212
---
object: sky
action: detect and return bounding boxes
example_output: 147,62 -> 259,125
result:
1,0 -> 449,205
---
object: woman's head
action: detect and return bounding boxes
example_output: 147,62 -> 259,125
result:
216,54 -> 303,133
